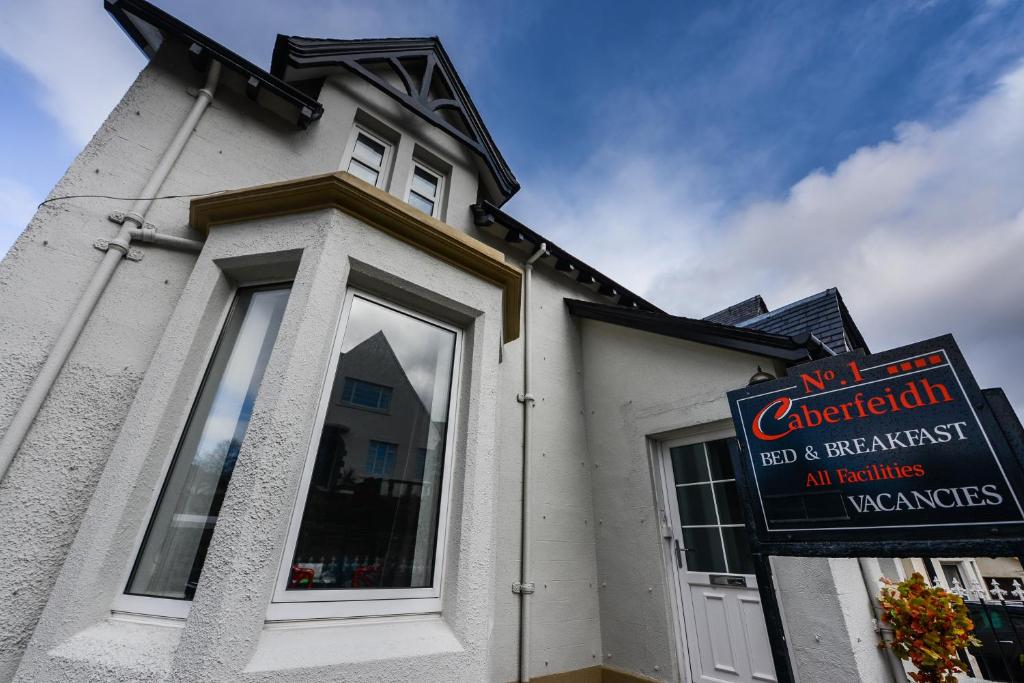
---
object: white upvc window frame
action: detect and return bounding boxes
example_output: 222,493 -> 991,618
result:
267,289 -> 463,622
404,159 -> 446,219
111,281 -> 292,621
342,125 -> 394,190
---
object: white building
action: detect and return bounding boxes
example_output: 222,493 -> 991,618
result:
0,2 -> 1018,682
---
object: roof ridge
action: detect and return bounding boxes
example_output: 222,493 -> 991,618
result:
736,287 -> 835,328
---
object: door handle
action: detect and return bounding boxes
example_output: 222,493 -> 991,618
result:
673,539 -> 691,568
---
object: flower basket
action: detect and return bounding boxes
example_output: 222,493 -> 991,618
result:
878,572 -> 981,683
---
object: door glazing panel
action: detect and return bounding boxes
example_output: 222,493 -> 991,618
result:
671,438 -> 754,575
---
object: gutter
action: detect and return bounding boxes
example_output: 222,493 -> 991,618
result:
566,299 -> 834,363
472,202 -> 663,314
0,61 -> 220,485
106,0 -> 323,128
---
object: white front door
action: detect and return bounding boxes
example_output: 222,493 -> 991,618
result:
661,436 -> 776,683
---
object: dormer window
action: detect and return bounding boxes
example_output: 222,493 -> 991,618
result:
406,162 -> 444,218
345,127 -> 392,189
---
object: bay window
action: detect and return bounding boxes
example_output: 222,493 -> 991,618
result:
270,291 -> 461,619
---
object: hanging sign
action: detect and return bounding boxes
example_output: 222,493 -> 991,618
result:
727,334 -> 1024,551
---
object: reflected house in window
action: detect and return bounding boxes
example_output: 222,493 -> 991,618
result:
296,329 -> 445,590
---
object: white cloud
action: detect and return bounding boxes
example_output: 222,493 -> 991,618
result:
517,61 -> 1024,411
0,0 -> 145,146
0,178 -> 39,258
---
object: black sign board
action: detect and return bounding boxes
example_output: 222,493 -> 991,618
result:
727,334 -> 1024,556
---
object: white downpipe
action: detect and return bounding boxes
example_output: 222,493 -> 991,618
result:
519,242 -> 547,683
857,557 -> 906,682
0,61 -> 221,484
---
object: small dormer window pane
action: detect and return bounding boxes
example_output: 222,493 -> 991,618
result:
408,192 -> 435,216
345,129 -> 391,189
411,167 -> 438,198
348,158 -> 380,186
406,163 -> 443,218
353,136 -> 385,168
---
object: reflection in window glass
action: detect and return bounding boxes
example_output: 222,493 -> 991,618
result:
341,377 -> 392,410
366,440 -> 398,477
127,285 -> 290,600
288,296 -> 457,591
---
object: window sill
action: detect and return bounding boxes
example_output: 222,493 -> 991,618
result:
245,613 -> 463,673
43,616 -> 181,678
111,593 -> 191,620
266,595 -> 441,621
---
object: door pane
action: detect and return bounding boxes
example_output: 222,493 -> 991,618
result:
670,443 -> 708,484
715,482 -> 743,525
722,526 -> 756,575
127,285 -> 291,600
677,484 -> 717,526
287,296 -> 457,590
682,527 -> 726,573
706,439 -> 735,479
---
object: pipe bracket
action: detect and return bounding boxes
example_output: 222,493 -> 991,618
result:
516,393 -> 535,404
512,582 -> 535,594
94,239 -> 143,261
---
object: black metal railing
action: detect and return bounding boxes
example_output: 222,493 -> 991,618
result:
947,578 -> 1024,682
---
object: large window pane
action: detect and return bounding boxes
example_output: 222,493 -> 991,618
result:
288,295 -> 457,591
127,285 -> 291,600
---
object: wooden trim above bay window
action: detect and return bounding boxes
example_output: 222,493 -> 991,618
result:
189,171 -> 522,342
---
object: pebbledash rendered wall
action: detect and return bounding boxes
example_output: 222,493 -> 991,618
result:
0,31 -> 894,683
577,320 -> 894,683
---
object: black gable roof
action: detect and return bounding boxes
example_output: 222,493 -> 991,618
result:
271,36 -> 519,205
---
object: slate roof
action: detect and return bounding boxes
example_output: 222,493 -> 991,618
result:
714,287 -> 868,355
704,295 -> 769,326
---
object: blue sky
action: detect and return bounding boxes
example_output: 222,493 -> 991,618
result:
2,0 -> 1024,408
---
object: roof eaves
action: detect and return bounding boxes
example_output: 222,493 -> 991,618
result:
105,0 -> 324,129
473,202 -> 663,314
565,299 -> 824,362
